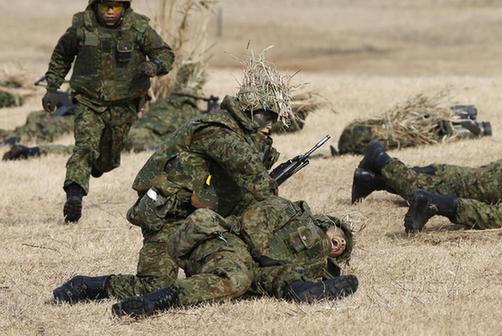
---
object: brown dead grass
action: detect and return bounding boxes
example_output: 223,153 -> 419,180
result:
1,1 -> 502,335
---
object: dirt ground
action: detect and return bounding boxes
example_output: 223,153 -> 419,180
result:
0,1 -> 501,335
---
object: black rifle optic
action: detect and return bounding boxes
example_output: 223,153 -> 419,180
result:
270,135 -> 331,186
175,93 -> 220,114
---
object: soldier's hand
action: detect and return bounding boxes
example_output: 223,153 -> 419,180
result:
255,255 -> 288,267
139,61 -> 159,77
42,89 -> 59,113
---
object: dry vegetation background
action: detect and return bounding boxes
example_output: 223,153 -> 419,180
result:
1,0 -> 502,335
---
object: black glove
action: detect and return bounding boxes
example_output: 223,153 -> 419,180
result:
2,145 -> 41,161
42,89 -> 59,113
255,255 -> 288,267
139,61 -> 159,77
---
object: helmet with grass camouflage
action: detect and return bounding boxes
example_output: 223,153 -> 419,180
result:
314,215 -> 354,265
236,47 -> 294,125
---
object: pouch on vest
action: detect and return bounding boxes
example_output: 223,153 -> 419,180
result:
117,39 -> 133,64
166,209 -> 228,260
287,225 -> 321,253
127,188 -> 184,232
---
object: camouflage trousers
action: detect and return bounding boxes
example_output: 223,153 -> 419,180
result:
173,234 -> 308,306
382,158 -> 502,228
0,111 -> 74,144
107,221 -> 182,300
64,102 -> 137,194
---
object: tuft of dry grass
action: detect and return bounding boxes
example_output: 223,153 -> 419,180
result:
149,0 -> 217,101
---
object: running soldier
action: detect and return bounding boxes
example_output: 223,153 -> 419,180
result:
43,0 -> 174,223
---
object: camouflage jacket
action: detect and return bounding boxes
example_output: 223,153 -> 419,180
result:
237,196 -> 343,280
134,94 -> 200,136
45,7 -> 174,103
132,95 -> 278,218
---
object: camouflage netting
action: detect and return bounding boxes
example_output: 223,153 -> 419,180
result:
236,47 -> 294,125
0,90 -> 23,108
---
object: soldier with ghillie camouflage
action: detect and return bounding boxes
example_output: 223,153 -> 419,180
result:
52,196 -> 359,316
43,0 -> 174,223
51,50 -> 293,302
332,95 -> 492,156
352,140 -> 502,232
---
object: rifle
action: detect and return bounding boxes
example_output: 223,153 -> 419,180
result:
174,93 -> 220,113
270,135 -> 331,186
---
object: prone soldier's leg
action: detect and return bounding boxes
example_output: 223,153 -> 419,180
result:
382,158 -> 502,203
64,104 -> 105,194
107,223 -> 181,300
455,198 -> 502,229
174,234 -> 255,306
251,264 -> 309,299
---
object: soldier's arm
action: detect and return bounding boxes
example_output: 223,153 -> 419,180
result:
191,127 -> 277,203
44,27 -> 79,90
141,25 -> 175,76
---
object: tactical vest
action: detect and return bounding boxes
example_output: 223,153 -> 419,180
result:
241,197 -> 332,279
70,9 -> 150,102
131,99 -> 264,216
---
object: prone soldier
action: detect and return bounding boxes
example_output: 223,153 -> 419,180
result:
352,140 -> 502,232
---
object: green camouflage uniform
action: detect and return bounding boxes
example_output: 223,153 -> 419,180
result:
0,111 -> 74,144
337,116 -> 486,155
144,197 -> 351,306
382,158 -> 502,229
45,4 -> 174,194
9,94 -> 200,156
0,91 -> 23,109
124,94 -> 200,152
106,95 -> 278,299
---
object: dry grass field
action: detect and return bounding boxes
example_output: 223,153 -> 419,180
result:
1,1 -> 502,335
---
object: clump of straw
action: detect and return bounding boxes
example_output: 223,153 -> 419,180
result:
236,46 -> 295,125
149,0 -> 217,102
366,92 -> 462,147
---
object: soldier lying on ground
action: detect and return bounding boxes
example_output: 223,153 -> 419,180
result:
2,63 -> 208,160
331,94 -> 492,156
53,196 -> 358,317
352,140 -> 502,232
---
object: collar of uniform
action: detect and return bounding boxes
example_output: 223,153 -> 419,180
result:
220,95 -> 259,133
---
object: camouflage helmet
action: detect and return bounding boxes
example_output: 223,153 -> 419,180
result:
173,62 -> 206,96
236,47 -> 294,125
313,215 -> 354,265
88,0 -> 131,5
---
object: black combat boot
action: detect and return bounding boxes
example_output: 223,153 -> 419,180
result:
284,275 -> 358,303
2,145 -> 41,161
404,190 -> 458,233
53,275 -> 110,304
91,166 -> 103,178
412,164 -> 436,175
63,183 -> 84,223
112,288 -> 179,318
351,168 -> 388,204
358,140 -> 390,174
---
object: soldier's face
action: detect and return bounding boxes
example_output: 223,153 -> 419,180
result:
97,1 -> 125,26
252,109 -> 277,139
327,226 -> 347,258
